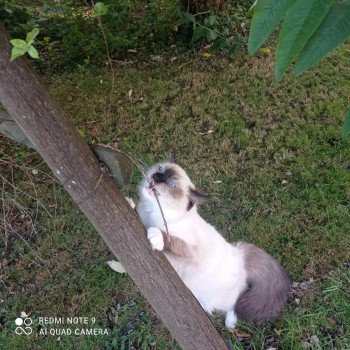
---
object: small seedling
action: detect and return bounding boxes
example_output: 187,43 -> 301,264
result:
10,28 -> 40,62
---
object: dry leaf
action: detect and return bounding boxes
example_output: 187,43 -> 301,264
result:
202,52 -> 211,59
107,260 -> 126,274
260,47 -> 271,54
77,129 -> 85,137
281,179 -> 288,185
199,129 -> 214,135
229,328 -> 250,338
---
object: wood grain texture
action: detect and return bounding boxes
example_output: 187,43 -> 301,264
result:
0,26 -> 228,350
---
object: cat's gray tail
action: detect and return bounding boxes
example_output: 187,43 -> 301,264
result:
234,242 -> 290,323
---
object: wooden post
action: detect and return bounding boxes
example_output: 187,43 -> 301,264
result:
0,26 -> 228,350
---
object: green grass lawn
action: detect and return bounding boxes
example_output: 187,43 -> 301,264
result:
1,46 -> 350,349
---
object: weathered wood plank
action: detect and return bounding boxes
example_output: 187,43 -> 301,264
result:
0,25 -> 227,350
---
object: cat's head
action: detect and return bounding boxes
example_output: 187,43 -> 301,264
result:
139,162 -> 208,221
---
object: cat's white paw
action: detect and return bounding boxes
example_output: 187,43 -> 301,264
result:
147,227 -> 164,251
125,197 -> 136,209
225,310 -> 237,329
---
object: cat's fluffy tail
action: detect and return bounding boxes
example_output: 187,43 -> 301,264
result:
234,242 -> 290,323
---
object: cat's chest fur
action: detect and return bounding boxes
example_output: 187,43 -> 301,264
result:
137,199 -> 248,313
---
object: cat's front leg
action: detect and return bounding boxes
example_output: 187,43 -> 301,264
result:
225,310 -> 237,329
147,227 -> 164,251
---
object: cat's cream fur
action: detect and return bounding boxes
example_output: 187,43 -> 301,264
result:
134,162 -> 290,328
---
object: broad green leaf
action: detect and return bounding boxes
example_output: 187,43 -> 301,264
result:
10,39 -> 28,50
191,26 -> 208,44
182,12 -> 196,23
248,0 -> 291,54
342,108 -> 350,138
94,2 -> 108,16
26,28 -> 39,45
293,3 -> 350,76
28,45 -> 39,59
275,0 -> 333,81
206,29 -> 218,42
209,38 -> 227,52
204,15 -> 218,27
10,46 -> 27,61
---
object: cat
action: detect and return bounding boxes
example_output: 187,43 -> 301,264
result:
133,161 -> 290,328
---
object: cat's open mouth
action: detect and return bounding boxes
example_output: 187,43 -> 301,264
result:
148,180 -> 156,194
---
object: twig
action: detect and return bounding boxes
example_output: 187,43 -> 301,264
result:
1,188 -> 53,277
13,229 -> 52,278
149,182 -> 170,241
0,172 -> 52,218
178,60 -> 193,70
0,158 -> 55,179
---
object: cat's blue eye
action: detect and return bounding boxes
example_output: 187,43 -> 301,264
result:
167,179 -> 176,188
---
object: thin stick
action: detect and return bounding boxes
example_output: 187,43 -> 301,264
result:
150,185 -> 170,241
0,172 -> 52,218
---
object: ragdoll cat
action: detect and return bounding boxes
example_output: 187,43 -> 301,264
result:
133,161 -> 290,328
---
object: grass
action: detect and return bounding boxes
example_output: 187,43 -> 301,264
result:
1,44 -> 350,349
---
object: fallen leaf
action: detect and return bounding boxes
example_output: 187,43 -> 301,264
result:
77,129 -> 85,137
107,260 -> 126,274
281,179 -> 288,185
199,129 -> 214,135
260,47 -> 271,54
229,328 -> 250,338
202,52 -> 211,59
150,55 -> 162,62
20,311 -> 30,318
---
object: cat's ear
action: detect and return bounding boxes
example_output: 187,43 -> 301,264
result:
189,188 -> 209,205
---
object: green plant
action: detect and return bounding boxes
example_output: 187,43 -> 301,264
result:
10,27 -> 39,61
1,0 -> 184,68
248,0 -> 350,80
181,7 -> 248,55
248,0 -> 350,134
